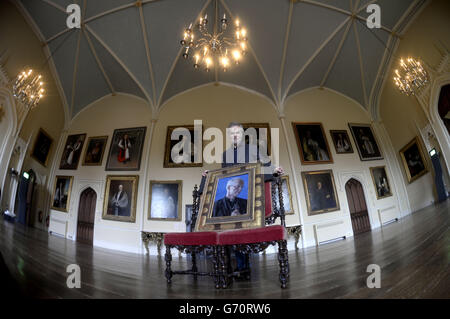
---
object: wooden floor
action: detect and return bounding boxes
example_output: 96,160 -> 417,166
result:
0,200 -> 449,299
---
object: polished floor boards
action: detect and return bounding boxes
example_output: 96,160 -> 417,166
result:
0,200 -> 449,299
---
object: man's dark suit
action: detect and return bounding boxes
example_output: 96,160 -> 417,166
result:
213,196 -> 247,217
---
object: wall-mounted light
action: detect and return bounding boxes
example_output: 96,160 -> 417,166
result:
23,171 -> 30,180
429,148 -> 437,157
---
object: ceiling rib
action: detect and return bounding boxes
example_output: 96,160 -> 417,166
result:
46,2 -> 138,45
84,3 -> 136,24
157,0 -> 213,109
70,29 -> 82,115
353,0 -> 360,12
40,0 -> 65,13
278,0 -> 294,102
393,0 -> 423,33
353,20 -> 368,107
320,19 -> 352,88
82,28 -> 115,95
221,0 -> 277,104
283,16 -> 351,103
355,15 -> 393,34
46,28 -> 72,45
296,0 -> 352,17
85,24 -> 153,106
138,3 -> 157,108
368,34 -> 394,115
357,0 -> 377,13
83,1 -> 164,25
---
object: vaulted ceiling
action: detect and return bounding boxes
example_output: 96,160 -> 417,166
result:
17,0 -> 427,119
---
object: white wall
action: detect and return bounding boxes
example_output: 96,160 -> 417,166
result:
285,88 -> 403,247
49,84 -> 412,254
378,0 -> 450,212
49,94 -> 152,253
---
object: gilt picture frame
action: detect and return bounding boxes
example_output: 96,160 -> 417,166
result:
31,128 -> 53,167
102,175 -> 139,223
148,180 -> 182,221
399,136 -> 428,183
194,163 -> 265,232
164,125 -> 203,168
370,166 -> 393,199
301,170 -> 340,215
51,175 -> 73,213
292,122 -> 333,165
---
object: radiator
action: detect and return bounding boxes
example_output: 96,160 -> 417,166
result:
314,220 -> 346,245
378,206 -> 399,225
49,217 -> 67,237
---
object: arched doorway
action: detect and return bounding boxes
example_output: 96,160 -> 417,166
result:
76,188 -> 97,245
16,169 -> 36,226
438,84 -> 450,136
345,179 -> 371,235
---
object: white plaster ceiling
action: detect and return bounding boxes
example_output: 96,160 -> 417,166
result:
17,0 -> 427,118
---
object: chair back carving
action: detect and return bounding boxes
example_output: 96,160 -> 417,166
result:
266,174 -> 286,227
191,185 -> 200,232
191,174 -> 286,231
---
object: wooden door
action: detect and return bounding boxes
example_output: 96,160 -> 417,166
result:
77,188 -> 97,245
345,179 -> 371,235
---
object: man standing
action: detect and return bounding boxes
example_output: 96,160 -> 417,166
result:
200,122 -> 284,276
213,178 -> 247,217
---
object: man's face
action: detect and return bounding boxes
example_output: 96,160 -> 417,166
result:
227,181 -> 243,198
229,125 -> 244,146
317,182 -> 322,190
118,185 -> 123,192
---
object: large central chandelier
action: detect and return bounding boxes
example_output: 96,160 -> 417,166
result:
180,0 -> 248,72
393,57 -> 429,96
12,69 -> 45,109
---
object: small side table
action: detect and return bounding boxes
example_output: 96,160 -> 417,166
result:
141,231 -> 165,255
286,225 -> 302,249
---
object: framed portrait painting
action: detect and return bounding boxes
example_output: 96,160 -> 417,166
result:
185,204 -> 193,232
195,163 -> 265,232
82,136 -> 108,166
348,123 -> 383,161
399,136 -> 428,183
106,127 -> 147,171
301,170 -> 340,215
102,175 -> 139,222
31,128 -> 53,167
370,166 -> 393,199
272,175 -> 294,215
59,133 -> 86,170
148,181 -> 182,221
292,122 -> 333,165
242,123 -> 272,156
164,125 -> 202,168
330,130 -> 354,154
51,176 -> 73,212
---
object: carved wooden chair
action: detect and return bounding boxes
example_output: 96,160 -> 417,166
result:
216,175 -> 289,288
163,185 -> 221,288
163,175 -> 289,289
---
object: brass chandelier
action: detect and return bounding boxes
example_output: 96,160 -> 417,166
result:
180,0 -> 248,72
12,69 -> 45,109
393,57 -> 429,96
